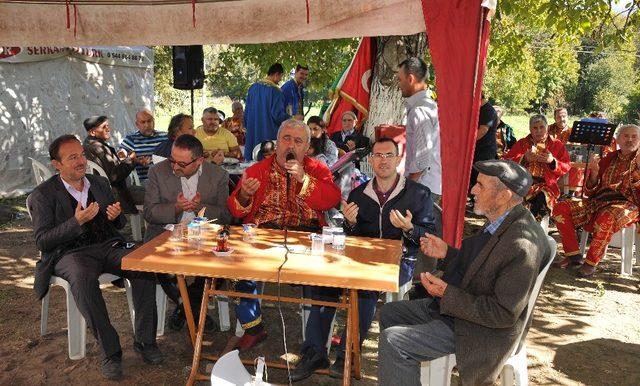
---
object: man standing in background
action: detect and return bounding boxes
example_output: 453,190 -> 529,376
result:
281,64 -> 309,117
243,63 -> 290,161
468,93 -> 498,200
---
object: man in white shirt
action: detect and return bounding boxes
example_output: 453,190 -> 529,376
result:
28,135 -> 162,380
398,57 -> 442,199
398,57 -> 442,240
143,134 -> 231,331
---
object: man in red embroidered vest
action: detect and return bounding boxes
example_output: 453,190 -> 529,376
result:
226,118 -> 341,351
504,114 -> 571,220
553,124 -> 640,277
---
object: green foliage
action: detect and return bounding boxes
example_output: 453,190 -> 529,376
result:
532,42 -> 580,110
208,39 -> 358,105
485,47 -> 539,111
570,43 -> 638,119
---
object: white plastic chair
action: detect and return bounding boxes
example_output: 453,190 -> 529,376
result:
210,349 -> 273,386
29,157 -> 54,184
419,236 -> 557,386
539,215 -> 550,235
385,280 -> 412,303
579,223 -> 636,275
86,160 -> 143,241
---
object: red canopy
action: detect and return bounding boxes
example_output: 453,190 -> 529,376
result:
422,0 -> 493,247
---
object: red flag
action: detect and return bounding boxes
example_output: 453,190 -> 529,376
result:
323,37 -> 375,136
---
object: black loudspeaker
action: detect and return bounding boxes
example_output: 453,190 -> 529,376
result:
172,45 -> 204,90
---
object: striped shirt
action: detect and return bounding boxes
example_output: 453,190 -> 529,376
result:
119,130 -> 168,181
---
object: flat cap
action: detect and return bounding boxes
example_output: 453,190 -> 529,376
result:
473,159 -> 532,197
83,115 -> 108,132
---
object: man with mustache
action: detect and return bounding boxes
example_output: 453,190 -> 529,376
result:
553,124 -> 640,277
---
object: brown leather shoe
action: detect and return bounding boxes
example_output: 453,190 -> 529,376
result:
577,264 -> 596,278
235,330 -> 267,352
554,256 -> 584,269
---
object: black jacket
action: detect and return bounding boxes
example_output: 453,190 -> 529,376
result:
28,174 -> 126,299
330,130 -> 370,153
344,176 -> 436,258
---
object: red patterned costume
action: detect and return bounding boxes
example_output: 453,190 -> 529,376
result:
553,150 -> 640,267
228,154 -> 341,229
504,134 -> 571,219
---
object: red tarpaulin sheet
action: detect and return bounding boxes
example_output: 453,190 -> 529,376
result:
422,0 -> 492,247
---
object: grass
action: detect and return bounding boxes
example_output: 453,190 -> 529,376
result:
503,114 -> 583,140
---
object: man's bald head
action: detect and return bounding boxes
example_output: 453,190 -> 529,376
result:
135,108 -> 155,137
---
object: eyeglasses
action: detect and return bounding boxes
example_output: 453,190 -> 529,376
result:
168,156 -> 199,168
371,153 -> 397,159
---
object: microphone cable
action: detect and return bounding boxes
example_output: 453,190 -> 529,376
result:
277,150 -> 296,385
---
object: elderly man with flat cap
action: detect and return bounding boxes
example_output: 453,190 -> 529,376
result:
377,159 -> 550,386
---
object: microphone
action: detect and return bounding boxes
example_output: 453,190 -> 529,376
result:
285,151 -> 296,186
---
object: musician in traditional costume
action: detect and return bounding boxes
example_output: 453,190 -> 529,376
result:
226,118 -> 341,351
503,114 -> 571,220
553,124 -> 640,277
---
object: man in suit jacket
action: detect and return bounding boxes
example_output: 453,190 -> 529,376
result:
82,115 -> 146,214
143,134 -> 231,331
28,135 -> 162,381
378,160 -> 550,386
330,111 -> 370,169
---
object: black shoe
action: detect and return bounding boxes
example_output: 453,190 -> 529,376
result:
204,314 -> 219,333
329,357 -> 345,378
101,354 -> 123,380
329,356 -> 360,379
134,341 -> 164,365
290,348 -> 330,382
168,304 -> 186,331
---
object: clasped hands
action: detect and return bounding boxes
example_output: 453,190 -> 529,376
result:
524,149 -> 554,164
176,192 -> 201,214
74,201 -> 121,225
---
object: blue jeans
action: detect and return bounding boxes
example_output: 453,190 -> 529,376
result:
301,258 -> 416,359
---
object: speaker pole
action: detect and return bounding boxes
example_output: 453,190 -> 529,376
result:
190,89 -> 194,117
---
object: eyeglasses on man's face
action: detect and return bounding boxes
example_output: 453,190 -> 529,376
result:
168,156 -> 199,168
371,152 -> 397,159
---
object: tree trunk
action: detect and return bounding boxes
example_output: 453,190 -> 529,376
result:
364,33 -> 428,138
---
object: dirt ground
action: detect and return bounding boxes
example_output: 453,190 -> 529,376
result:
1,196 -> 640,386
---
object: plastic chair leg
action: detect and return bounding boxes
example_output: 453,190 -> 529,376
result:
40,291 -> 50,336
420,354 -> 455,386
621,224 -> 635,275
579,230 -> 589,255
63,282 -> 87,360
156,285 -> 167,336
124,279 -> 136,332
217,296 -> 231,332
130,213 -> 143,241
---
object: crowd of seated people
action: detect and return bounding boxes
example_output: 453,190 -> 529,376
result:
27,67 -> 640,384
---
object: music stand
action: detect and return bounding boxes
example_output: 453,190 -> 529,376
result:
567,120 -> 616,197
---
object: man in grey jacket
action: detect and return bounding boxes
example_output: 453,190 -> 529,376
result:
143,134 -> 231,331
378,160 -> 550,386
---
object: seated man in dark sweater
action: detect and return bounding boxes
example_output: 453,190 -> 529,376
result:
291,138 -> 437,381
28,135 -> 162,381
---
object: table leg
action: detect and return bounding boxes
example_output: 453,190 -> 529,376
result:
186,278 -> 212,386
351,289 -> 361,379
177,275 -> 196,346
343,289 -> 352,386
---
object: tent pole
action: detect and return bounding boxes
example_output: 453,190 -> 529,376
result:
190,89 -> 194,117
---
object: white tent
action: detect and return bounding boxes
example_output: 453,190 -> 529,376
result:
0,46 -> 154,197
